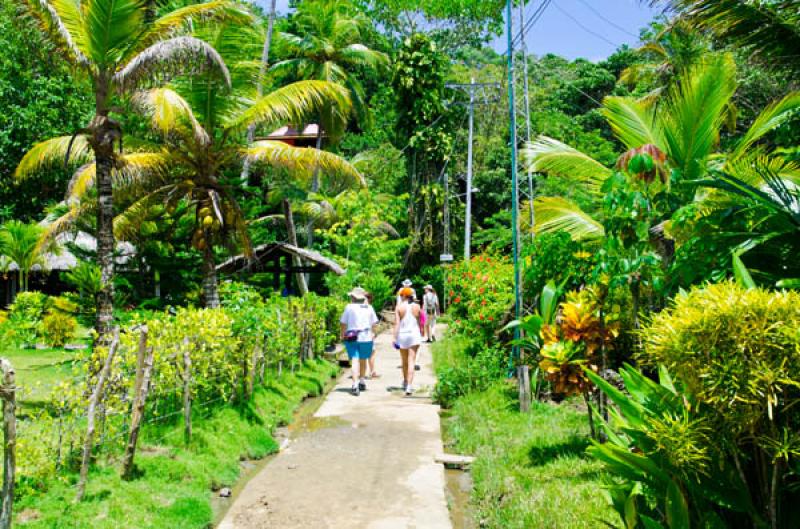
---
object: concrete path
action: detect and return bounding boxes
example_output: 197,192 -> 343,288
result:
218,330 -> 451,529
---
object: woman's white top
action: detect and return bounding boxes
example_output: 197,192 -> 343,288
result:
340,302 -> 378,342
396,302 -> 422,348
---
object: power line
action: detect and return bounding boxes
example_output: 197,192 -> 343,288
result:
552,1 -> 621,48
505,0 -> 554,55
575,0 -> 640,39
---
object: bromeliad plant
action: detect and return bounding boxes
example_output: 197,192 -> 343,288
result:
538,288 -> 617,438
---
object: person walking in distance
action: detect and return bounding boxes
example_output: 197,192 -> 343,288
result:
422,285 -> 440,343
394,287 -> 423,396
340,287 -> 379,396
365,291 -> 381,379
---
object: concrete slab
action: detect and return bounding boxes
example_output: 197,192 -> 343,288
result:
217,330 -> 451,529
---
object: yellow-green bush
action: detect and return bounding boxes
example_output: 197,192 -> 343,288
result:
640,281 -> 800,434
40,311 -> 77,347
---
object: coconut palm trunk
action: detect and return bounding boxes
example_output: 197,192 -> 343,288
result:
88,77 -> 122,340
201,241 -> 220,309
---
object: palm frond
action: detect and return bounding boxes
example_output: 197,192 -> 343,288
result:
533,196 -> 605,242
84,0 -> 144,66
39,200 -> 96,250
521,136 -> 611,197
227,80 -> 351,132
67,152 -> 173,199
242,141 -> 364,189
14,135 -> 92,181
660,53 -> 737,180
132,88 -> 208,145
602,96 -> 660,149
130,0 -> 252,59
113,36 -> 231,92
338,44 -> 389,69
670,0 -> 800,74
730,91 -> 800,161
25,0 -> 90,65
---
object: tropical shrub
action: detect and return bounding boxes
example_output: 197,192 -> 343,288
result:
587,365 -> 753,529
522,232 -> 596,296
10,290 -> 48,321
434,344 -> 507,408
446,254 -> 514,344
590,283 -> 800,529
40,311 -> 77,347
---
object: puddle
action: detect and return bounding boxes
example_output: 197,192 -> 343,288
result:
445,467 -> 475,529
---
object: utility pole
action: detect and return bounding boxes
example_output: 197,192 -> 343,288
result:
442,172 -> 451,311
445,80 -> 499,260
517,1 -> 536,242
506,0 -> 523,377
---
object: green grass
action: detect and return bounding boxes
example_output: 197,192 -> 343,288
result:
0,343 -> 89,404
434,339 -> 613,529
13,359 -> 339,528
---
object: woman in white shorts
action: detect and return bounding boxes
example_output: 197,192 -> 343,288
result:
393,287 -> 423,396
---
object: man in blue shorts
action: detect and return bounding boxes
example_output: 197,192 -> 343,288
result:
340,287 -> 379,396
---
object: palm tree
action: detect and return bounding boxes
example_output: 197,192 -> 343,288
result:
60,19 -> 363,308
651,0 -> 800,75
14,0 -> 242,337
274,0 -> 389,136
0,221 -> 46,292
523,54 -> 800,247
619,19 -> 709,96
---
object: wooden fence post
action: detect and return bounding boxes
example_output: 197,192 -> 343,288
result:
76,334 -> 119,502
517,365 -> 531,413
182,338 -> 192,445
0,359 -> 16,529
121,326 -> 154,479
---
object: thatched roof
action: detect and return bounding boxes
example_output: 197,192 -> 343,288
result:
216,242 -> 346,275
6,232 -> 135,272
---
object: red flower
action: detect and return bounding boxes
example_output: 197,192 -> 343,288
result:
449,290 -> 455,297
481,300 -> 487,305
488,316 -> 494,321
478,287 -> 485,294
454,296 -> 461,303
478,314 -> 484,320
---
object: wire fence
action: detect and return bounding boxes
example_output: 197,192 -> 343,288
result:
1,298 -> 344,504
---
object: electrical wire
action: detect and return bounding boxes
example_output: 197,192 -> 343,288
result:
575,0 -> 640,39
551,1 -> 621,48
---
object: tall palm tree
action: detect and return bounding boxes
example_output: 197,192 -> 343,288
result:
274,0 -> 389,136
0,221 -> 46,292
59,19 -> 363,308
14,0 -> 243,338
523,54 -> 800,246
272,0 -> 388,251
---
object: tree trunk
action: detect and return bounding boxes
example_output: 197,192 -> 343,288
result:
282,199 -> 308,295
0,359 -> 16,529
202,242 -> 220,309
583,389 -> 597,440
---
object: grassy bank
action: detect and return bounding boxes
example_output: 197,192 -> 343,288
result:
434,338 -> 612,529
14,359 -> 338,528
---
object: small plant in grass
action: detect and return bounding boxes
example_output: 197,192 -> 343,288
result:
41,311 -> 78,347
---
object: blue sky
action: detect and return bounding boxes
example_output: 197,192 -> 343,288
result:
490,0 -> 662,61
265,0 -> 661,62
